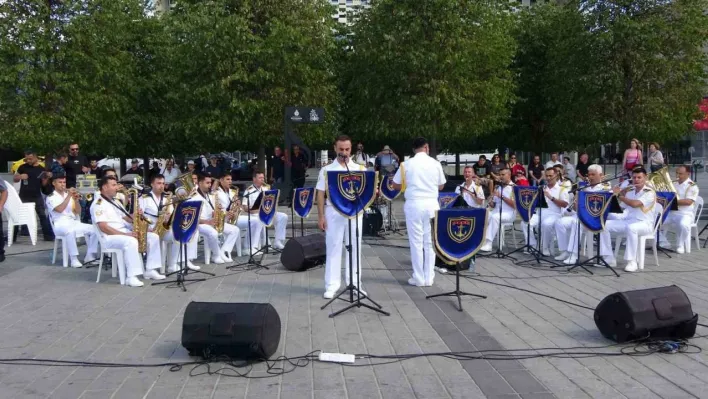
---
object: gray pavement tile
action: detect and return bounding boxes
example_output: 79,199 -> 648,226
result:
498,369 -> 549,394
468,369 -> 516,397
314,389 -> 347,399
521,394 -> 557,399
79,390 -> 119,399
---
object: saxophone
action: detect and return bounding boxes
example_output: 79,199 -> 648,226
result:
214,192 -> 226,234
154,192 -> 173,239
227,187 -> 241,223
128,188 -> 151,253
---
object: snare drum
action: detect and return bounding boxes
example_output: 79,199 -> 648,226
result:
363,206 -> 384,236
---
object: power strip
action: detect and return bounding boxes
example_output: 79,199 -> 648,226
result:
318,352 -> 356,364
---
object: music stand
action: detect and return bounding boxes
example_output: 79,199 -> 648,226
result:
230,190 -> 269,270
153,200 -> 214,291
320,167 -> 389,318
656,195 -> 679,258
477,181 -> 516,261
426,261 -> 486,312
511,186 -> 562,267
570,195 -> 623,276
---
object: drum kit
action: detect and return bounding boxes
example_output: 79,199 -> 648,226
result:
363,164 -> 402,237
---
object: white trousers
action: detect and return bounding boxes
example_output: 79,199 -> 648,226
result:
485,210 -> 516,246
522,212 -> 562,252
125,228 -> 162,271
660,212 -> 693,249
198,223 -> 240,257
101,235 -> 145,278
556,216 -> 613,258
178,231 -> 199,262
53,220 -> 98,257
605,219 -> 652,261
237,214 -> 263,253
271,212 -> 288,245
159,229 -> 180,268
324,206 -> 363,292
404,199 -> 438,286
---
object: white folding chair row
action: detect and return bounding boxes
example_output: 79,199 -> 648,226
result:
688,196 -> 704,253
2,184 -> 37,246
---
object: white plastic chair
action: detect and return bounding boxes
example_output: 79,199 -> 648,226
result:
637,203 -> 664,270
47,200 -> 86,268
2,184 -> 37,246
499,220 -> 518,250
93,224 -> 126,285
688,196 -> 704,253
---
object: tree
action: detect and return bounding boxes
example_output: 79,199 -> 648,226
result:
342,0 -> 517,154
0,0 -> 161,155
162,0 -> 342,155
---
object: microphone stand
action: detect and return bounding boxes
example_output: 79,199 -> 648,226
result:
229,190 -> 268,270
477,180 -> 516,261
321,155 -> 389,318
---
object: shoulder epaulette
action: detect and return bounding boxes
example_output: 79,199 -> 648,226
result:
643,187 -> 653,192
141,193 -> 149,198
96,198 -> 103,204
689,182 -> 697,186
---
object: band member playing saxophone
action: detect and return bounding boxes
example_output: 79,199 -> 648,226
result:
215,172 -> 263,254
194,173 -> 240,263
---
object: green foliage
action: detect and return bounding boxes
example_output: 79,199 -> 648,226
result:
342,0 -> 517,153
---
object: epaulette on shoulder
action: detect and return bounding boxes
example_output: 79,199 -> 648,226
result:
141,193 -> 150,198
643,187 -> 653,192
689,181 -> 697,186
96,198 -> 103,204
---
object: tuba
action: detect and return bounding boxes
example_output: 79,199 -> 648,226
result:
213,192 -> 226,234
647,166 -> 677,193
227,186 -> 241,224
174,172 -> 196,200
128,188 -> 151,253
154,192 -> 173,239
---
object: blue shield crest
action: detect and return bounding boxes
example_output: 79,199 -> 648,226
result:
434,208 -> 487,263
438,192 -> 460,209
655,191 -> 676,224
172,200 -> 203,244
292,187 -> 315,218
578,191 -> 612,232
379,173 -> 402,201
259,189 -> 280,227
326,170 -> 377,218
513,186 -> 539,223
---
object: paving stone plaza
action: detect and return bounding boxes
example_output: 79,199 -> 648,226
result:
1,171 -> 707,399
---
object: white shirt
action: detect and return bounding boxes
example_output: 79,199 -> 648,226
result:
46,191 -> 78,224
315,159 -> 366,206
243,183 -> 272,211
545,160 -> 560,169
353,152 -> 369,167
623,185 -> 656,224
564,163 -> 577,181
194,190 -> 216,220
91,195 -> 131,235
454,181 -> 485,208
492,182 -> 516,216
138,192 -> 171,228
675,179 -> 699,215
392,152 -> 445,201
161,167 -> 180,184
542,183 -> 569,215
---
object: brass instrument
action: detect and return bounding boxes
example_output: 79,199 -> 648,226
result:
128,188 -> 151,253
213,191 -> 226,234
227,187 -> 241,224
154,192 -> 173,239
647,166 -> 677,193
174,172 -> 196,200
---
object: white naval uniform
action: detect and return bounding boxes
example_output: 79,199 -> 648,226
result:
46,191 -> 98,261
138,192 -> 179,270
194,190 -> 240,260
455,181 -> 485,208
482,182 -> 516,250
522,183 -> 568,254
604,186 -> 656,264
90,196 -> 161,280
392,152 -> 446,286
243,184 -> 287,248
554,183 -> 614,261
316,159 -> 367,292
216,187 -> 263,253
660,179 -> 699,251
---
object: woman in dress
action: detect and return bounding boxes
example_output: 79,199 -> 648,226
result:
621,138 -> 643,176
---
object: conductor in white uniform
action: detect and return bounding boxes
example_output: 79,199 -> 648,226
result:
391,137 -> 446,287
316,135 -> 367,299
90,176 -> 165,287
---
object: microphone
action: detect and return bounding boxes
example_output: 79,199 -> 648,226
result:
337,152 -> 348,160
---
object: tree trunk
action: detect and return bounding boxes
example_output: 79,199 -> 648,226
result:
119,157 -> 127,178
258,145 -> 266,176
143,156 -> 150,184
455,153 -> 460,176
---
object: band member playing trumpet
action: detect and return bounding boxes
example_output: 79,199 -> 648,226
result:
243,170 -> 287,250
659,165 -> 699,253
480,168 -> 515,252
194,174 -> 240,263
90,176 -> 165,287
455,166 -> 485,208
521,168 -> 569,256
604,167 -> 656,272
46,175 -> 99,267
215,172 -> 263,254
554,164 -> 615,266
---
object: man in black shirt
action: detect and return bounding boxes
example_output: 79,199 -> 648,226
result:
576,153 -> 590,182
88,159 -> 103,178
205,155 -> 222,177
527,154 -> 545,186
13,149 -> 54,240
66,143 -> 89,188
269,146 -> 285,184
290,145 -> 308,189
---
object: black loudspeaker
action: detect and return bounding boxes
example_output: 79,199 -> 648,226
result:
594,285 -> 698,343
182,302 -> 281,359
280,233 -> 326,272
